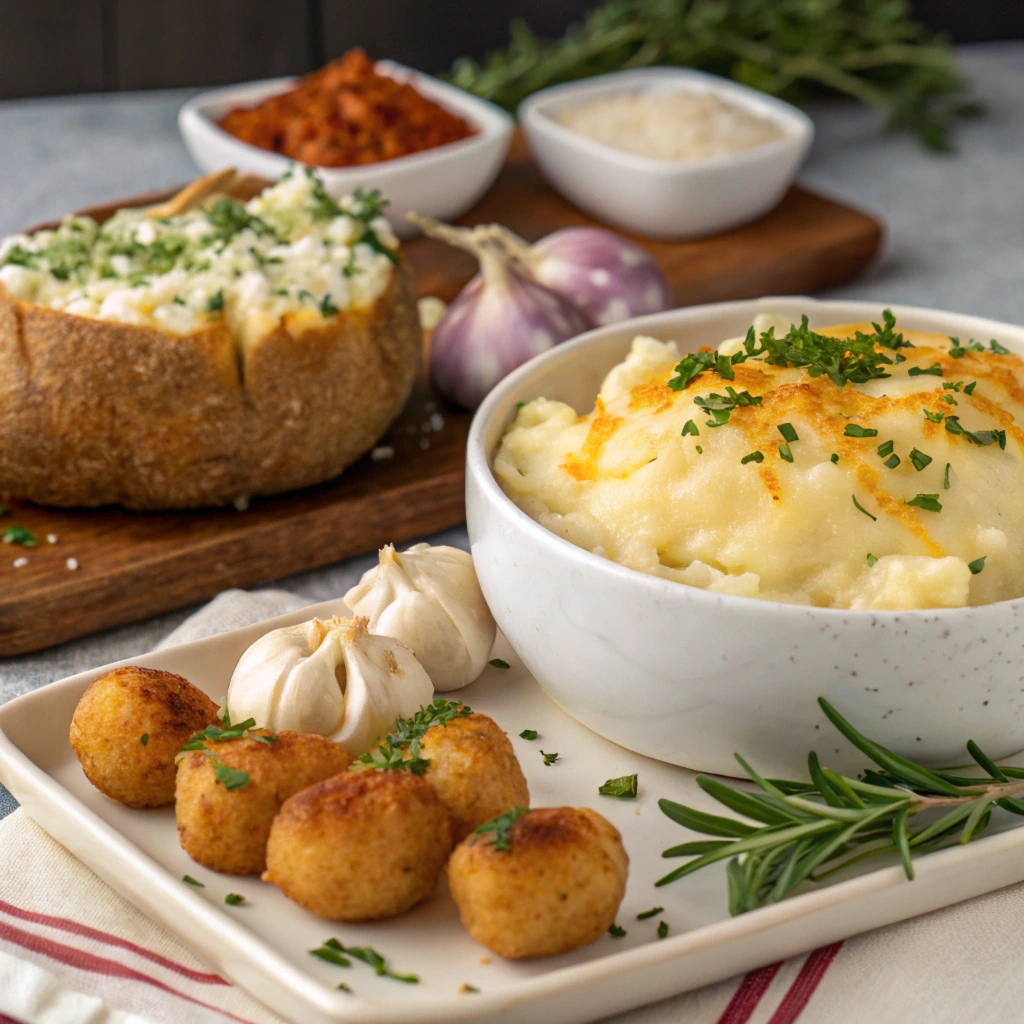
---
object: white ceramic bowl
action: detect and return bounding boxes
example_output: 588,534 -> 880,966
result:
466,297 -> 1024,778
519,68 -> 813,241
178,61 -> 514,238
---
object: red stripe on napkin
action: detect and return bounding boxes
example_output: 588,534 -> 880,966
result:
717,961 -> 783,1024
0,898 -> 226,985
0,1013 -> 24,1023
0,918 -> 255,1024
766,943 -> 843,1024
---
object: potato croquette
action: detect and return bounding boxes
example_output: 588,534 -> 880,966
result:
448,806 -> 629,959
264,770 -> 451,921
70,666 -> 219,808
175,731 -> 350,875
418,712 -> 529,843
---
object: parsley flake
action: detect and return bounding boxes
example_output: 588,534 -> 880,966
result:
944,463 -> 952,489
948,337 -> 985,358
909,448 -> 933,471
883,454 -> 901,469
741,451 -> 764,465
906,493 -> 942,512
657,921 -> 669,939
636,907 -> 664,921
608,924 -> 627,938
319,294 -> 339,317
599,774 -> 638,798
225,893 -> 244,906
877,440 -> 895,457
667,350 -> 717,391
777,423 -> 799,442
964,381 -> 978,395
990,339 -> 1011,354
866,553 -> 878,566
908,363 -> 942,377
182,875 -> 204,887
830,453 -> 839,464
969,556 -> 987,574
852,495 -> 877,521
314,938 -> 418,983
923,409 -> 945,423
475,807 -> 529,852
460,984 -> 480,994
519,729 -> 538,740
206,289 -> 224,312
680,420 -> 699,437
778,444 -> 793,463
489,658 -> 510,669
310,943 -> 352,968
140,733 -> 149,746
1,526 -> 36,547
695,445 -> 703,454
844,424 -> 878,438
541,750 -> 560,766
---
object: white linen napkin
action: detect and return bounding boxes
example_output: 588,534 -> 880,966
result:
1,587 -> 1020,1024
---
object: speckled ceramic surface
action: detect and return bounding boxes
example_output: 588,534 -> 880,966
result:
467,297 -> 1024,778
6,598 -> 1024,1023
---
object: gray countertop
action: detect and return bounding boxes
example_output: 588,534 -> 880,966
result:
2,42 -> 1023,820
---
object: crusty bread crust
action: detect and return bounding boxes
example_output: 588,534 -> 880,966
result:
0,260 -> 420,508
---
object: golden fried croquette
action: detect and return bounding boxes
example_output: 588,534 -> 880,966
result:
264,770 -> 451,921
175,730 -> 350,875
418,712 -> 529,843
70,666 -> 219,808
448,806 -> 629,959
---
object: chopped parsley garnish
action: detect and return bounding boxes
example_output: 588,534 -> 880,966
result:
310,943 -> 351,967
204,197 -> 276,244
943,380 -> 963,392
519,729 -> 538,740
964,381 -> 978,395
667,350 -> 717,391
948,336 -> 985,358
182,875 -> 204,887
312,938 -> 418,983
844,424 -> 878,438
225,893 -> 244,906
943,395 -> 957,405
906,493 -> 942,512
830,453 -> 839,464
461,984 -> 480,994
657,921 -> 669,939
990,339 -> 1011,355
695,388 -> 762,427
489,658 -> 510,669
599,774 -> 639,798
338,983 -> 353,993
944,463 -> 952,489
877,440 -> 894,457
475,807 -> 529,852
541,750 -> 560,766
741,451 -> 764,465
140,733 -> 149,746
695,445 -> 703,454
969,556 -> 987,574
180,712 -> 276,792
866,553 -> 878,566
778,444 -> 793,463
1,526 -> 36,547
354,698 -> 471,774
680,420 -> 699,437
636,907 -> 664,921
716,354 -> 735,380
923,409 -> 945,423
883,454 -> 900,469
777,423 -> 799,443
213,762 -> 250,791
206,289 -> 224,312
908,363 -> 942,377
909,448 -> 933,471
608,924 -> 627,938
852,495 -> 877,521
319,294 -> 339,317
944,416 -> 1006,447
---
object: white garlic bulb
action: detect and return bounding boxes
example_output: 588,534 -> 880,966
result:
226,616 -> 433,756
344,543 -> 497,691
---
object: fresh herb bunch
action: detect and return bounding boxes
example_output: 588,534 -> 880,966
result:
352,698 -> 472,774
657,698 -> 1024,913
448,0 -> 976,150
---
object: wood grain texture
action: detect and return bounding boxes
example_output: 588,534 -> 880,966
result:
0,146 -> 881,656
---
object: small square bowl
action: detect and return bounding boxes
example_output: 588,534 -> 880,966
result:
519,67 -> 814,241
178,61 -> 515,237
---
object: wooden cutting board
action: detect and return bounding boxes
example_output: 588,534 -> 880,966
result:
0,139 -> 882,656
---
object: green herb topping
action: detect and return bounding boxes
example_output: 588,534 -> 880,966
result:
964,381 -> 978,395
140,734 -> 149,747
777,423 -> 799,443
541,750 -> 560,766
1,526 -> 36,547
519,729 -> 539,740
695,446 -> 703,454
943,463 -> 952,489
741,451 -> 764,465
876,440 -> 894,457
474,807 -> 530,852
778,444 -> 794,463
225,893 -> 244,906
923,409 -> 945,423
680,420 -> 699,437
968,556 -> 987,575
883,454 -> 900,469
489,658 -> 510,669
908,363 -> 942,377
461,984 -> 480,994
319,294 -> 339,317
944,416 -> 1006,448
182,875 -> 204,887
354,698 -> 471,774
310,938 -> 419,983
636,907 -> 663,921
608,924 -> 627,938
906,493 -> 942,512
206,289 -> 224,312
657,921 -> 669,939
844,424 -> 878,438
599,774 -> 639,798
909,448 -> 933,471
830,453 -> 839,464
666,350 -> 717,391
179,712 -> 276,792
948,337 -> 985,358
852,495 -> 877,521
695,388 -> 763,428
866,553 -> 878,566
990,339 -> 1011,355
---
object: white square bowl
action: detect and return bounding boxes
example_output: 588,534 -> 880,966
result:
519,68 -> 814,241
178,61 -> 515,237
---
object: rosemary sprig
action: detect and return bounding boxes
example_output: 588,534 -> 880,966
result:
447,0 -> 976,150
657,698 -> 1024,912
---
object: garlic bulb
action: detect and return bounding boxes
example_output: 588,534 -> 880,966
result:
344,543 -> 497,691
226,616 -> 433,756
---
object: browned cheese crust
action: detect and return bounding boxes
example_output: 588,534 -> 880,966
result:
69,666 -> 220,808
0,260 -> 420,508
263,769 -> 451,921
448,806 -> 629,959
418,712 -> 530,844
175,730 -> 350,875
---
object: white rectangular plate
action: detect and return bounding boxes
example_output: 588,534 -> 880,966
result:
3,597 -> 1024,1024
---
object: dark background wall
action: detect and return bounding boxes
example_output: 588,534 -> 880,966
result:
0,0 -> 1020,101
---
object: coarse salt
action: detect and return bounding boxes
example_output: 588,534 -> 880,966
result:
12,556 -> 28,568
371,446 -> 395,461
66,557 -> 79,570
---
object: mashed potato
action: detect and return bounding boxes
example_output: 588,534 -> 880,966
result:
494,314 -> 1024,610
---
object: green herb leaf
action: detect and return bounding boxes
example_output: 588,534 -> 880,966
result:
968,556 -> 987,575
777,423 -> 798,443
213,761 -> 250,791
830,453 -> 839,464
666,351 -> 717,391
461,984 -> 480,993
852,495 -> 877,521
541,750 -> 560,766
636,906 -> 664,921
866,554 -> 878,566
908,363 -> 942,377
990,339 -> 1011,355
909,448 -> 932,471
1,526 -> 36,547
964,381 -> 977,395
182,875 -> 204,887
948,337 -> 986,358
354,699 -> 471,773
225,893 -> 244,906
310,945 -> 352,968
906,493 -> 942,512
206,289 -> 224,312
475,807 -> 530,852
680,420 -> 699,437
319,294 -> 339,317
844,424 -> 878,438
876,440 -> 894,457
657,921 -> 669,940
883,454 -> 900,469
778,443 -> 793,463
608,924 -> 627,938
741,451 -> 764,465
695,445 -> 703,454
140,733 -> 149,746
599,774 -> 638,798
923,409 -> 945,423
489,658 -> 510,669
943,463 -> 951,489
519,729 -> 538,740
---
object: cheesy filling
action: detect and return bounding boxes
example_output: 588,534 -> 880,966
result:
495,315 -> 1024,610
0,169 -> 399,349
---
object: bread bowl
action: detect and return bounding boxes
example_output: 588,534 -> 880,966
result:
0,169 -> 421,509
